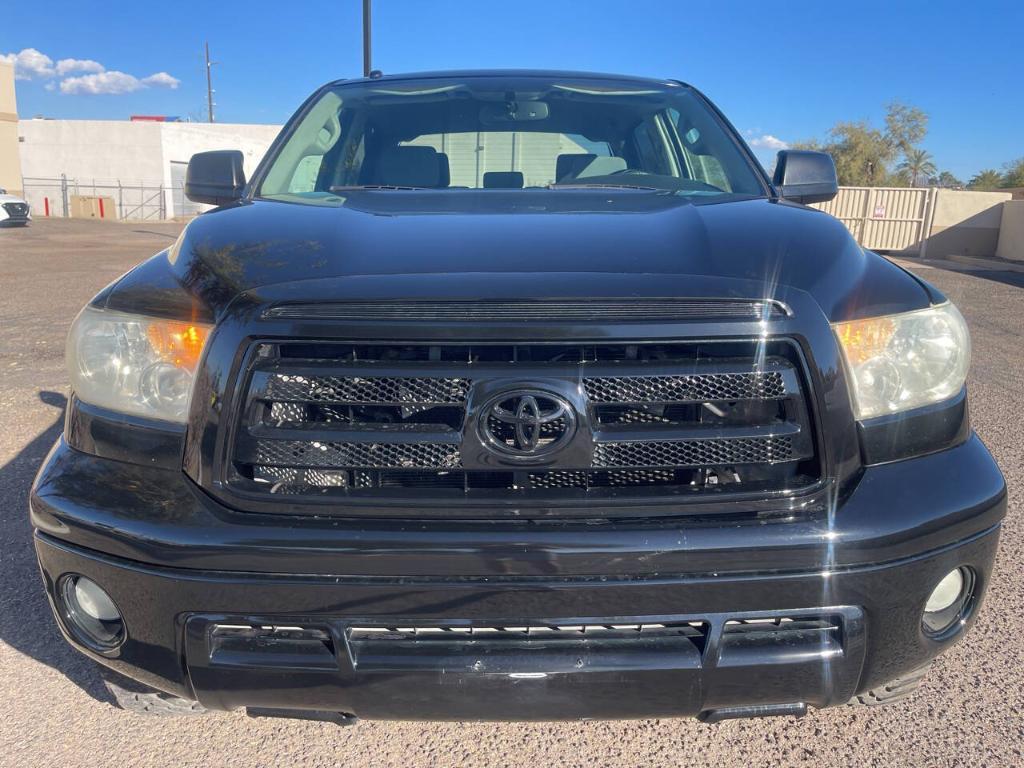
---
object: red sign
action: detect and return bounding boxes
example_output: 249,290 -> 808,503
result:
873,204 -> 886,218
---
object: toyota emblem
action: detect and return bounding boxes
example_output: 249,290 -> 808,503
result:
478,390 -> 577,459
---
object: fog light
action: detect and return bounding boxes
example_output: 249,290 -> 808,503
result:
58,575 -> 125,651
923,567 -> 974,636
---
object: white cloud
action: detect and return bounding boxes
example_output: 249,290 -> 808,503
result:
141,72 -> 180,89
2,47 -> 179,95
749,134 -> 790,151
55,58 -> 105,76
0,48 -> 55,79
60,69 -> 180,95
60,70 -> 140,95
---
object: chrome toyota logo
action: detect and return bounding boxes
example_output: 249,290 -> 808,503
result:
478,390 -> 577,459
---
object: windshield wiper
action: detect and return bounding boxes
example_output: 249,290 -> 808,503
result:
328,184 -> 432,192
546,183 -> 664,192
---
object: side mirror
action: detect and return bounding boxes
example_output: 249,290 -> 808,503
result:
185,150 -> 246,206
773,150 -> 838,204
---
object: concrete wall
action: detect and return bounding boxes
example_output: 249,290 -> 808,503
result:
19,119 -> 165,184
996,201 -> 1024,261
17,118 -> 281,218
0,62 -> 23,196
925,189 -> 1012,259
18,119 -> 279,183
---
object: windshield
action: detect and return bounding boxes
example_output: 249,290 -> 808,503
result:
257,76 -> 765,203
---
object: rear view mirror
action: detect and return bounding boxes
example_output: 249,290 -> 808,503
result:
480,100 -> 549,125
185,150 -> 246,206
773,150 -> 838,205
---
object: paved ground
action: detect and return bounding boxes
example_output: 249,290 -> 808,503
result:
1,218 -> 1021,768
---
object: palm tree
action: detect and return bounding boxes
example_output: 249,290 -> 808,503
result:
969,169 -> 1004,191
898,148 -> 937,187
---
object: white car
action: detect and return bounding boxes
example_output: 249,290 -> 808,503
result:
0,188 -> 31,226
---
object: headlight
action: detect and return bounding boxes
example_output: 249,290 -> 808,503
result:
67,306 -> 211,423
833,303 -> 970,420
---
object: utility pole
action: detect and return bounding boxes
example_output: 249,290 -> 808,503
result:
362,0 -> 372,77
205,42 -> 216,123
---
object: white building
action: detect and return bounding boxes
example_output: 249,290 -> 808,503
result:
17,118 -> 281,219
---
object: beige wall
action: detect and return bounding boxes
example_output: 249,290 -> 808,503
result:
925,189 -> 1011,259
996,201 -> 1024,261
0,62 -> 23,196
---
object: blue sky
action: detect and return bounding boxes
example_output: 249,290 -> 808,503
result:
3,0 -> 1021,180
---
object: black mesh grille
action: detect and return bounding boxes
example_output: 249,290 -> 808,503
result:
585,371 -> 787,403
251,439 -> 462,469
265,374 -> 470,405
593,436 -> 796,469
228,340 -> 818,514
2,202 -> 29,218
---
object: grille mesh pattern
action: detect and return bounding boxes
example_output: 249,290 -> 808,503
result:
528,469 -> 677,489
253,465 -> 349,487
3,202 -> 29,217
585,372 -> 787,403
232,342 -> 816,504
266,374 -> 470,405
253,439 -> 462,469
593,436 -> 795,468
528,471 -> 589,489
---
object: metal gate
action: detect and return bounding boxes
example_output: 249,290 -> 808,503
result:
812,186 -> 936,254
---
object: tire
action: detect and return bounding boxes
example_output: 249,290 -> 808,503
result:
100,668 -> 206,717
849,662 -> 931,707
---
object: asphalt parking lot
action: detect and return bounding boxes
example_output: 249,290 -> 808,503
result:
1,218 -> 1022,768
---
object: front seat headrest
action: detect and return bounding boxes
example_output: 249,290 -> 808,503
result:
483,171 -> 524,189
375,146 -> 441,187
436,152 -> 450,187
555,153 -> 628,182
555,153 -> 597,182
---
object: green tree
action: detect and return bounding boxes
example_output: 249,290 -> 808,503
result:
793,102 -> 931,187
969,169 -> 1003,191
884,102 -> 929,155
898,148 -> 937,187
934,171 -> 962,189
885,168 -> 911,187
794,121 -> 892,186
1001,157 -> 1024,188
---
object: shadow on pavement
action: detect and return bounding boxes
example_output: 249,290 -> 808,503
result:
0,391 -> 114,705
953,269 -> 1024,289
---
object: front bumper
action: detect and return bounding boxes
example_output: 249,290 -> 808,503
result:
31,434 -> 1006,721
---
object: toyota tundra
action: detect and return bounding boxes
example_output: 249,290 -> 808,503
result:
30,71 -> 1005,723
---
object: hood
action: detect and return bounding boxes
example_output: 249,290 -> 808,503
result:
102,189 -> 933,324
0,193 -> 27,204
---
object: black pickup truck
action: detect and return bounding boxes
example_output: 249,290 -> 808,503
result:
31,70 -> 1004,724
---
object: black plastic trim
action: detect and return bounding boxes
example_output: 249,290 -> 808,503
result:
65,396 -> 185,470
858,388 -> 969,465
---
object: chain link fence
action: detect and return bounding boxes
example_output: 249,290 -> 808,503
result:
20,176 -> 190,221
